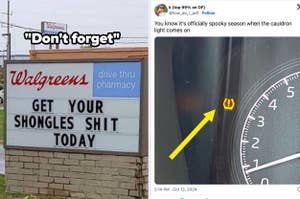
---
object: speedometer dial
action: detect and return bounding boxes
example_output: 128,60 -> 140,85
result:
240,70 -> 300,184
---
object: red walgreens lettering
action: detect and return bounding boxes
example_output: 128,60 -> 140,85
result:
10,69 -> 88,91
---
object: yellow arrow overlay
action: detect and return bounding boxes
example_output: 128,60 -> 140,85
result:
169,109 -> 216,160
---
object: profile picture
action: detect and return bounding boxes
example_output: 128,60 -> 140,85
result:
155,4 -> 168,16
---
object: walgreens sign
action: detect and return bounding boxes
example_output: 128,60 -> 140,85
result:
9,69 -> 89,91
5,61 -> 142,153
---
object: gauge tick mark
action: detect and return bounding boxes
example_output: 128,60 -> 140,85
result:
262,94 -> 269,100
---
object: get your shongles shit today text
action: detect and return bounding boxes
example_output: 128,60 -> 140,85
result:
10,70 -> 119,149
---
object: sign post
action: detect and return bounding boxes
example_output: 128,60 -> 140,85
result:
41,21 -> 67,49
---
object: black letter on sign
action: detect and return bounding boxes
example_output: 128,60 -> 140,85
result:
111,118 -> 118,131
67,117 -> 74,129
68,100 -> 76,113
54,133 -> 60,146
61,134 -> 69,146
79,134 -> 86,147
32,99 -> 39,112
85,117 -> 92,130
96,100 -> 103,113
14,115 -> 21,127
87,134 -> 95,147
70,134 -> 77,146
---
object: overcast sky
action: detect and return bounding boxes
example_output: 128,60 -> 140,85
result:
0,0 -> 148,55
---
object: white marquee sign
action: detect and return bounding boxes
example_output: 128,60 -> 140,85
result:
6,61 -> 142,153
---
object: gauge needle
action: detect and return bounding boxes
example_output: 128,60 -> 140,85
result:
246,153 -> 300,174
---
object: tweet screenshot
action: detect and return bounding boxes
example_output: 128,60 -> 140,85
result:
150,1 -> 300,198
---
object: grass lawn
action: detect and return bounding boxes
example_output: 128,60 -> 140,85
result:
0,109 -> 3,141
0,175 -> 23,199
0,175 -> 27,199
0,175 -> 5,196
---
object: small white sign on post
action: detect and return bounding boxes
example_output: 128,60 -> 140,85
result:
41,21 -> 67,34
5,61 -> 142,153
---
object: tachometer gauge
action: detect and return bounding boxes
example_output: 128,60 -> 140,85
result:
234,61 -> 300,184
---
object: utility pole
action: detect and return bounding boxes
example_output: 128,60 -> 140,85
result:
2,0 -> 12,60
7,0 -> 11,60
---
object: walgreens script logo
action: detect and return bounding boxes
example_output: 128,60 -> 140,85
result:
10,69 -> 89,91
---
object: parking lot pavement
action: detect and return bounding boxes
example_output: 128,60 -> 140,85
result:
0,146 -> 5,174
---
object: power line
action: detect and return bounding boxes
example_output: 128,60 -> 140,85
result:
0,21 -> 39,31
